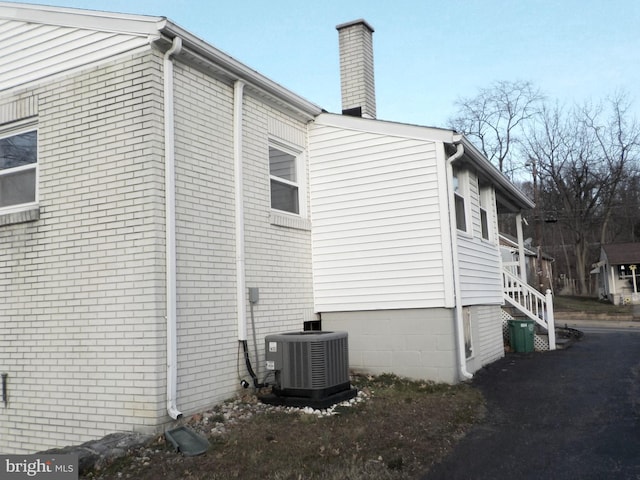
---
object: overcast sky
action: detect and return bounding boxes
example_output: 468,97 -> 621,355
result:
13,0 -> 640,128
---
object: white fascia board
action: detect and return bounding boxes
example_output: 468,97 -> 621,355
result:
0,2 -> 323,120
0,1 -> 163,36
313,112 -> 457,143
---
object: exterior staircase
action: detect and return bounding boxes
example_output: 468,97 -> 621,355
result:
502,268 -> 557,351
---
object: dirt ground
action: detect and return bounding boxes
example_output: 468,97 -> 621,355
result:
83,375 -> 485,480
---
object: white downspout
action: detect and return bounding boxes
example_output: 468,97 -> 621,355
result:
234,80 -> 247,341
164,37 -> 183,420
446,143 -> 473,381
515,212 -> 527,284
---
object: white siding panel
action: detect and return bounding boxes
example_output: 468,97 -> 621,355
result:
0,20 -> 151,91
458,234 -> 503,305
475,305 -> 504,366
310,122 -> 448,312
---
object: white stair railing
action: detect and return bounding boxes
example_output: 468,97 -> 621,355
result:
503,268 -> 556,351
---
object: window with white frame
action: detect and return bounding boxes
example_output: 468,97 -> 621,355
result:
453,169 -> 467,232
479,185 -> 492,241
269,145 -> 300,215
0,125 -> 37,212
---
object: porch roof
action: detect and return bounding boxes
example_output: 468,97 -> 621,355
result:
602,243 -> 640,265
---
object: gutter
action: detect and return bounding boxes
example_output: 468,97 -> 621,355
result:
156,21 -> 323,121
445,142 -> 473,381
164,36 -> 183,420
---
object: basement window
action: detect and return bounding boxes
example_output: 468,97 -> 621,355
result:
0,124 -> 38,213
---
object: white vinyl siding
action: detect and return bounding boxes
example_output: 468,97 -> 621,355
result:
475,305 -> 504,366
310,119 -> 449,311
457,168 -> 502,305
0,20 -> 152,91
458,230 -> 503,305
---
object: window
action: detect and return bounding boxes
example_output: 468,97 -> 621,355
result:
453,170 -> 467,232
463,307 -> 473,359
618,264 -> 639,279
0,127 -> 37,211
269,145 -> 299,215
479,186 -> 492,241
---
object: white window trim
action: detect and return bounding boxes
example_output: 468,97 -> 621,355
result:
453,169 -> 470,234
0,119 -> 38,216
268,139 -> 307,219
479,185 -> 493,242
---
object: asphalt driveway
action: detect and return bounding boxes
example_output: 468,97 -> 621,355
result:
422,323 -> 640,480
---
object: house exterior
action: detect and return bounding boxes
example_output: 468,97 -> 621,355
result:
310,114 -> 534,382
0,2 -> 321,454
594,243 -> 640,305
0,5 -> 537,454
310,20 -> 535,382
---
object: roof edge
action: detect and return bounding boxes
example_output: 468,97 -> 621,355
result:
0,1 -> 164,35
159,21 -> 323,119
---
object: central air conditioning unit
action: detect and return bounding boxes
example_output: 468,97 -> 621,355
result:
260,330 -> 357,408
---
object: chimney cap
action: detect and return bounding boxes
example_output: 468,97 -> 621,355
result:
336,19 -> 375,33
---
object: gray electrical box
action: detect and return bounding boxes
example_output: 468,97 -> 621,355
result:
249,287 -> 259,304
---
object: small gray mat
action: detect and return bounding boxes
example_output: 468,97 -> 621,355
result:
165,426 -> 209,456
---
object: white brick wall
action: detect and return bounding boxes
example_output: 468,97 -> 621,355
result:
0,50 -> 167,454
172,63 -> 316,414
172,63 -> 238,414
337,20 -> 376,118
244,96 -> 316,338
0,46 -> 317,454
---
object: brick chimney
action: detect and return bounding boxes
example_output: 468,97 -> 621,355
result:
336,19 -> 376,119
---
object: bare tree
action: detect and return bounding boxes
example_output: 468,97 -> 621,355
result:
583,92 -> 640,245
449,80 -> 545,175
524,94 -> 640,294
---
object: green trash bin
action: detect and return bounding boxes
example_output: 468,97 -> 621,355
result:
508,319 -> 535,353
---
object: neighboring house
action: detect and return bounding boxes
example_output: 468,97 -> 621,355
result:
500,234 -> 554,293
593,243 -> 640,305
0,4 -> 547,455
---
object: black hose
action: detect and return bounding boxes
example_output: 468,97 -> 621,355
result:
241,340 -> 264,388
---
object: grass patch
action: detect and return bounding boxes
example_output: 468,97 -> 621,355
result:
85,374 -> 485,480
554,295 -> 632,315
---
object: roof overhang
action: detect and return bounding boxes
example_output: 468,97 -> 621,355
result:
0,1 -> 163,35
154,22 -> 323,121
0,1 -> 323,121
454,135 -> 535,213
